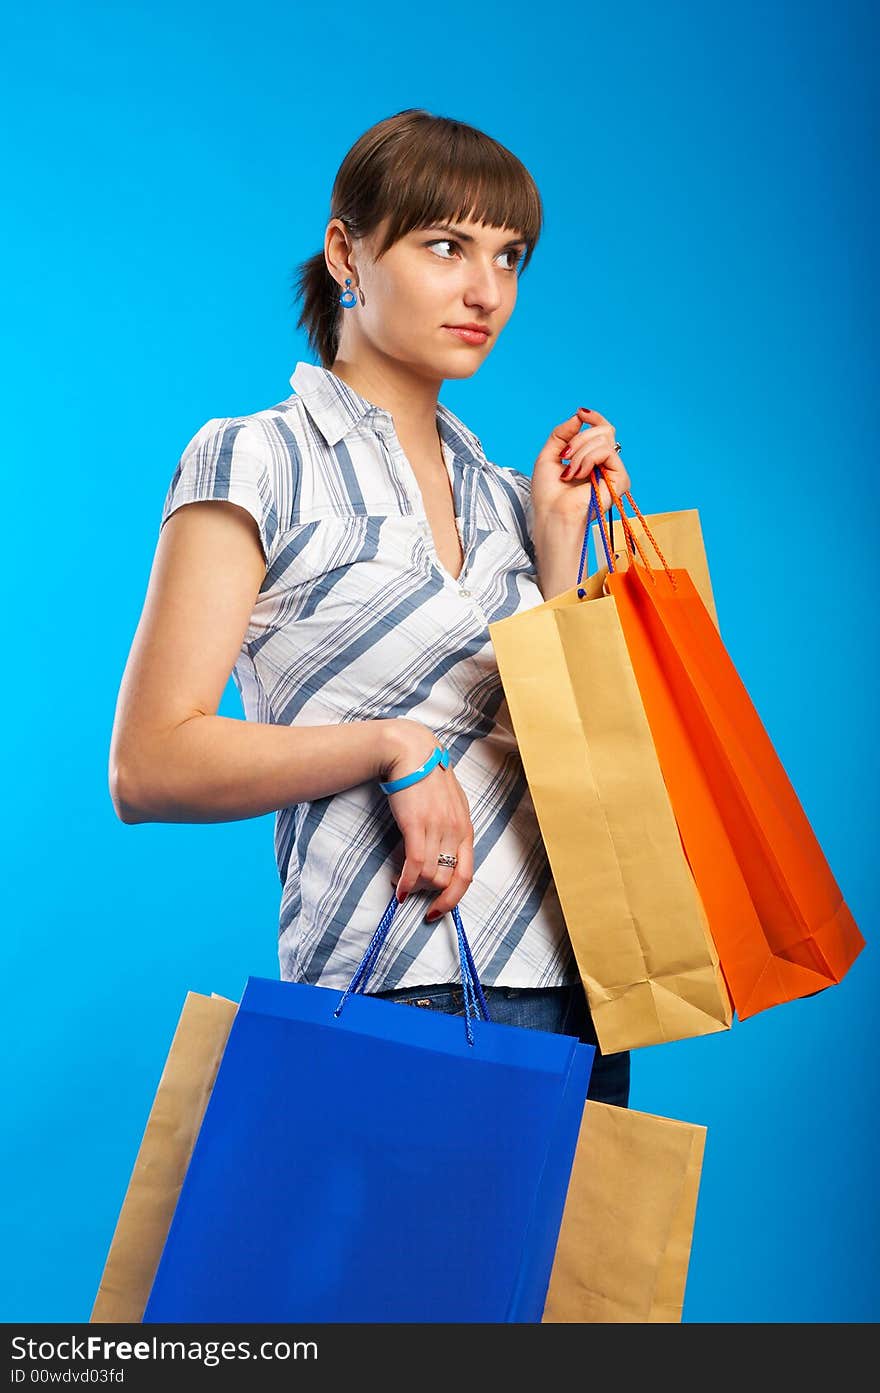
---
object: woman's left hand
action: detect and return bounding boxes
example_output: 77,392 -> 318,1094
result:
531,407 -> 631,522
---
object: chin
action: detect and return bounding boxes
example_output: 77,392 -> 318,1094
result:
404,347 -> 484,384
439,360 -> 483,382
435,345 -> 491,379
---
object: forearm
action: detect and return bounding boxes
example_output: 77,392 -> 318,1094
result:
112,715 -> 410,825
532,508 -> 590,602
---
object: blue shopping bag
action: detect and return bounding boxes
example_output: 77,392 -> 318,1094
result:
142,895 -> 594,1323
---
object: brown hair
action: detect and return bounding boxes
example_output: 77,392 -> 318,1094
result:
291,108 -> 543,369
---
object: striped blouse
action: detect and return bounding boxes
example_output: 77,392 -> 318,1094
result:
159,360 -> 579,992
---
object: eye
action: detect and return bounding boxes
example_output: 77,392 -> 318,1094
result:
426,238 -> 523,272
426,238 -> 458,260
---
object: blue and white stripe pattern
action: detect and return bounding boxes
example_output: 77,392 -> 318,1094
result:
159,361 -> 578,992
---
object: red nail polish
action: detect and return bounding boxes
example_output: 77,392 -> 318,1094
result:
397,890 -> 408,903
560,468 -> 572,480
425,911 -> 439,923
579,406 -> 592,414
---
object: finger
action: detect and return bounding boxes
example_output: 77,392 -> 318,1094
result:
564,439 -> 612,475
562,451 -> 618,490
452,835 -> 474,901
588,460 -> 631,500
565,443 -> 630,494
424,835 -> 475,919
542,411 -> 591,465
432,836 -> 460,891
562,422 -> 615,466
564,421 -> 612,458
420,820 -> 443,893
592,470 -> 631,513
562,443 -> 613,486
395,825 -> 426,901
577,407 -> 613,429
428,830 -> 459,885
559,460 -> 618,513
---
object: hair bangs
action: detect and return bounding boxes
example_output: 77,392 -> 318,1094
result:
368,120 -> 542,273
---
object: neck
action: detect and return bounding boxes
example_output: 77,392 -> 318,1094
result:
330,348 -> 443,444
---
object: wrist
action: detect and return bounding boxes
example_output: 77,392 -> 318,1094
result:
532,506 -> 592,603
376,718 -> 436,783
379,743 -> 449,794
532,503 -> 589,538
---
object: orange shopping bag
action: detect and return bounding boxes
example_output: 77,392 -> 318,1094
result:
586,472 -> 865,1020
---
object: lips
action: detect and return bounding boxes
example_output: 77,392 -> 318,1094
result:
444,326 -> 490,345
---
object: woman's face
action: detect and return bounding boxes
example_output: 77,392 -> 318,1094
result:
331,212 -> 526,381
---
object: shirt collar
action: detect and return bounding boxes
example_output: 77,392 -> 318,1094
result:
288,361 -> 487,469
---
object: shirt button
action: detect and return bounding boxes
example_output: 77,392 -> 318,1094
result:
458,587 -> 471,598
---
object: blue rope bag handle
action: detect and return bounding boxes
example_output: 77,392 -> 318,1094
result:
334,893 -> 492,1046
576,476 -> 617,597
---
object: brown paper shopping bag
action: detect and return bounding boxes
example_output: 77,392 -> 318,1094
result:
542,1100 -> 706,1323
90,991 -> 237,1323
489,507 -> 732,1054
91,990 -> 706,1325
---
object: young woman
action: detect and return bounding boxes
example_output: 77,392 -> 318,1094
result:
109,108 -> 633,1107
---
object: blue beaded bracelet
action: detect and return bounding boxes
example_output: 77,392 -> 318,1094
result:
379,745 -> 450,795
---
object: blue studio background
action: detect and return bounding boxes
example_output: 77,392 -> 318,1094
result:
3,0 -> 877,1324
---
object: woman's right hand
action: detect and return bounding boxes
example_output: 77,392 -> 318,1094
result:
380,719 -> 474,918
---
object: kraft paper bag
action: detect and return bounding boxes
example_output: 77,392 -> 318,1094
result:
90,991 -> 237,1323
489,507 -> 732,1054
542,1100 -> 707,1323
91,990 -> 705,1324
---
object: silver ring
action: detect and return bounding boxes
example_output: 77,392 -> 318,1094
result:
614,441 -> 622,454
437,852 -> 458,868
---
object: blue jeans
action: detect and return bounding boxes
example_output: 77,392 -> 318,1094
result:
369,979 -> 630,1109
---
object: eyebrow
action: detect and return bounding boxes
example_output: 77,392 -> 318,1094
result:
422,223 -> 527,251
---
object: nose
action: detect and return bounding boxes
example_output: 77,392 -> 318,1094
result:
462,258 -> 504,313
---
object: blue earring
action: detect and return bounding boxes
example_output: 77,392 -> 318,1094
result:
339,277 -> 358,309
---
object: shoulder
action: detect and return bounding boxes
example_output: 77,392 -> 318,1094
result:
178,396 -> 311,475
162,396 -> 314,565
172,399 -> 318,536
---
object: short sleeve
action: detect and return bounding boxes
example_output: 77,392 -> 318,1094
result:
159,417 -> 281,568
